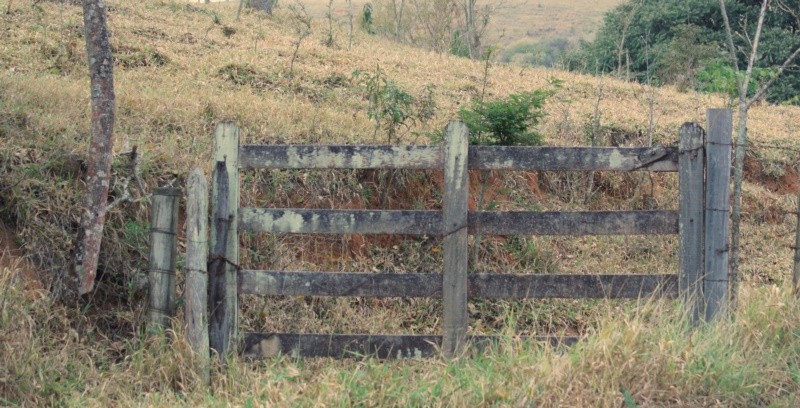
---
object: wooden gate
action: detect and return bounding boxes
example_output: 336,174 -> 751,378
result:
203,109 -> 732,359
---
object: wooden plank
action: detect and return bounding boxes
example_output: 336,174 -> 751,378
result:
239,270 -> 442,297
239,270 -> 678,299
184,168 -> 210,385
239,209 -> 442,235
241,333 -> 579,359
209,122 -> 240,358
678,123 -> 706,325
209,162 -> 230,358
147,187 -> 180,331
469,211 -> 678,236
441,121 -> 470,358
469,146 -> 679,172
704,109 -> 732,321
240,209 -> 676,236
239,145 -> 443,169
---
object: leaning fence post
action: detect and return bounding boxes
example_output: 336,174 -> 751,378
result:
441,121 -> 469,358
148,187 -> 180,330
185,168 -> 210,384
704,109 -> 733,321
679,123 -> 706,324
209,122 -> 240,358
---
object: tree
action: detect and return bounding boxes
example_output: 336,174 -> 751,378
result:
76,0 -> 116,295
461,0 -> 493,59
719,0 -> 800,301
573,0 -> 800,104
391,0 -> 406,41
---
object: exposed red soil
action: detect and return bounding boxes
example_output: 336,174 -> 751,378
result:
0,221 -> 43,297
745,156 -> 799,196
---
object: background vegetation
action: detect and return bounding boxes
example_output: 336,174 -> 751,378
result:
571,0 -> 800,105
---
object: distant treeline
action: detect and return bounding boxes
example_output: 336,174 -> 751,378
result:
568,0 -> 800,105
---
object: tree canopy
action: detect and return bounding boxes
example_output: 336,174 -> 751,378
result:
571,0 -> 800,104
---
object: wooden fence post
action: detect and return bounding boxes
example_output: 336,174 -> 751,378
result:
185,168 -> 210,384
209,122 -> 240,358
794,159 -> 800,295
442,121 -> 469,358
704,109 -> 733,321
679,123 -> 706,324
148,187 -> 180,330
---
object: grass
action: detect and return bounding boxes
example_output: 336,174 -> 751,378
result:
3,264 -> 799,406
0,0 -> 799,405
282,0 -> 625,47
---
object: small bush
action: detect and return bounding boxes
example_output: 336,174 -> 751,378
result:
353,66 -> 416,143
500,38 -> 573,68
459,89 -> 552,147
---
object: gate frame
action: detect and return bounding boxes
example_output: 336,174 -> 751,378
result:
199,109 -> 732,359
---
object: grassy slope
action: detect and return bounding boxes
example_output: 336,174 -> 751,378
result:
297,0 -> 626,46
0,0 -> 799,405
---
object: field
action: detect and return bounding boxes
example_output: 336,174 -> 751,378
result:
1,0 -> 800,405
295,0 -> 625,46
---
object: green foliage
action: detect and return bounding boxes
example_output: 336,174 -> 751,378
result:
416,84 -> 437,125
500,38 -> 573,68
353,66 -> 416,143
459,89 -> 553,146
449,29 -> 471,58
695,61 -> 769,102
360,3 -> 375,35
651,24 -> 718,90
572,0 -> 800,104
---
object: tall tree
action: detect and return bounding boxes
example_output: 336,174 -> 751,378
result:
76,0 -> 116,295
719,0 -> 800,302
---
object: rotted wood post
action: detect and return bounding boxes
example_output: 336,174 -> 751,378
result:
441,121 -> 469,358
148,187 -> 180,330
209,122 -> 240,358
678,123 -> 705,324
185,168 -> 210,384
704,109 -> 733,321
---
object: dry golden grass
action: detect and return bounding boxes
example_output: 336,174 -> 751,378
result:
0,1 -> 800,405
269,0 -> 625,46
3,262 -> 800,406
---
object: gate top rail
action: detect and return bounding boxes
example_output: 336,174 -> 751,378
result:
239,144 -> 678,172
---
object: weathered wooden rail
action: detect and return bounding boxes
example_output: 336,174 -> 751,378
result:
187,109 -> 731,361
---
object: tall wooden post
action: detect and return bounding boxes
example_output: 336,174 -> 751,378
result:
185,169 -> 210,384
148,187 -> 180,330
441,121 -> 469,358
704,109 -> 733,321
679,123 -> 706,324
794,160 -> 800,295
209,122 -> 240,358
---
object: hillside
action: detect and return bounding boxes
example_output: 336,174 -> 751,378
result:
2,0 -> 800,405
294,0 -> 625,47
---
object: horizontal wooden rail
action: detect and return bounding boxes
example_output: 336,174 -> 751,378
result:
469,210 -> 678,235
239,145 -> 679,172
239,209 -> 442,234
239,209 -> 678,236
239,145 -> 443,169
242,333 -> 580,359
469,146 -> 678,171
239,271 -> 678,299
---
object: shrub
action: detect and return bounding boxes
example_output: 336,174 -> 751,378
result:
459,89 -> 552,147
353,66 -> 416,143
